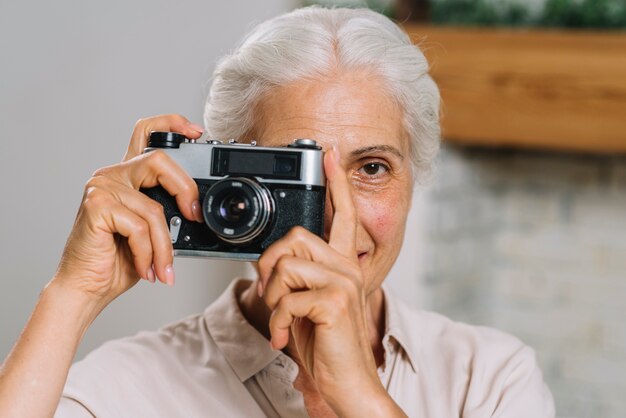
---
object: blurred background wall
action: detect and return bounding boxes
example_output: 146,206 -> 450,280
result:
0,0 -> 301,360
0,0 -> 424,366
422,147 -> 626,418
397,0 -> 626,417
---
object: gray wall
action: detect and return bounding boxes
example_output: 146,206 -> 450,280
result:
0,0 -> 299,360
0,0 -> 427,365
422,145 -> 626,418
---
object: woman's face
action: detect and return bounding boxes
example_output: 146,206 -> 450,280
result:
251,70 -> 414,294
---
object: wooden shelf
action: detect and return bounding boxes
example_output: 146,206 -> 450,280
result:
403,24 -> 626,154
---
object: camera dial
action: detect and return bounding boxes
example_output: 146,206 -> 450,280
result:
202,177 -> 274,245
289,138 -> 321,150
147,132 -> 186,149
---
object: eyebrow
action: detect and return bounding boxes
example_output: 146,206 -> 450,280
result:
350,145 -> 405,160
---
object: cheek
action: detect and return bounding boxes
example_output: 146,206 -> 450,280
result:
355,193 -> 408,246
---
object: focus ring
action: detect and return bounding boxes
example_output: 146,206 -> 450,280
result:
202,177 -> 274,244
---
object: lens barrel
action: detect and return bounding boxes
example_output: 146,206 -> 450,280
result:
202,177 -> 274,244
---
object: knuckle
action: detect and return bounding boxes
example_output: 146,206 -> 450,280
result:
85,174 -> 109,190
257,254 -> 269,273
148,149 -> 169,165
328,287 -> 350,313
147,150 -> 175,173
132,220 -> 148,235
178,181 -> 193,196
274,256 -> 292,274
168,113 -> 188,124
288,226 -> 308,242
91,166 -> 113,178
82,190 -> 108,210
84,177 -> 98,192
273,296 -> 293,321
83,176 -> 106,196
146,201 -> 165,218
276,296 -> 290,313
135,117 -> 148,128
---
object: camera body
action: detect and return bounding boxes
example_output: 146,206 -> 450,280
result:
141,132 -> 325,261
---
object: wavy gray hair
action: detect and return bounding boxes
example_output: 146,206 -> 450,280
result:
204,6 -> 440,181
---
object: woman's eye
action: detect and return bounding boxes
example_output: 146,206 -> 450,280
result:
359,162 -> 388,177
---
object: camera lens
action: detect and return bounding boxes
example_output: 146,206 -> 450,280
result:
219,194 -> 249,224
203,177 -> 274,244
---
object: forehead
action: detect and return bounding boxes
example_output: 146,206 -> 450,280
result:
252,70 -> 409,154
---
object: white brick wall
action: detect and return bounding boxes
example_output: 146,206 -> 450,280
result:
419,145 -> 626,418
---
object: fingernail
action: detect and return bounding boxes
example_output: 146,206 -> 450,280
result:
165,265 -> 175,286
146,267 -> 156,283
191,200 -> 203,223
188,123 -> 204,133
257,280 -> 264,298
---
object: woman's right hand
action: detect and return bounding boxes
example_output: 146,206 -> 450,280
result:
52,114 -> 205,308
0,115 -> 202,417
0,114 -> 207,418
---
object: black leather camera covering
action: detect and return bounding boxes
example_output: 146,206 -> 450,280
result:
141,181 -> 325,257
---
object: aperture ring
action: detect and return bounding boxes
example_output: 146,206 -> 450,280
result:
203,177 -> 274,245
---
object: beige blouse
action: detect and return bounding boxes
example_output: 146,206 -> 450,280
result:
55,279 -> 555,417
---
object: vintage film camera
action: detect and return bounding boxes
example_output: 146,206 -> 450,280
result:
141,132 -> 325,260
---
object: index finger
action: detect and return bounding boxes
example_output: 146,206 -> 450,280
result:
114,150 -> 202,223
123,114 -> 204,161
325,146 -> 357,258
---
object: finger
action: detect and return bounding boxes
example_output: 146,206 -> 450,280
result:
269,290 -> 321,350
262,255 -> 359,312
124,114 -> 204,161
325,146 -> 357,258
120,150 -> 202,223
92,197 -> 154,282
104,180 -> 174,285
269,289 -> 336,350
257,224 -> 360,296
258,226 -> 318,285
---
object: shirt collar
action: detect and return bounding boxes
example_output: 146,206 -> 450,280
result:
203,279 -> 280,382
204,279 -> 419,382
381,283 -> 420,374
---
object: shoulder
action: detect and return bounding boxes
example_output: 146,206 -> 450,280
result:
387,294 -> 555,417
60,312 -> 232,417
388,293 -> 531,369
414,308 -> 528,364
69,311 -> 211,379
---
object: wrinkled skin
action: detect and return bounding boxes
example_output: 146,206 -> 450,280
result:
238,69 -> 414,417
0,70 -> 413,418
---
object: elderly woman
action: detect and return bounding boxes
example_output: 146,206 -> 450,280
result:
0,7 -> 554,418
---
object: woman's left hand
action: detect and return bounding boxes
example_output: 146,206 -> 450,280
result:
257,147 -> 405,417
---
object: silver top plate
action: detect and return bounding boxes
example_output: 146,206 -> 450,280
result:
146,142 -> 325,187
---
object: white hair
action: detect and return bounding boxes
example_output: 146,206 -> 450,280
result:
204,6 -> 440,181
